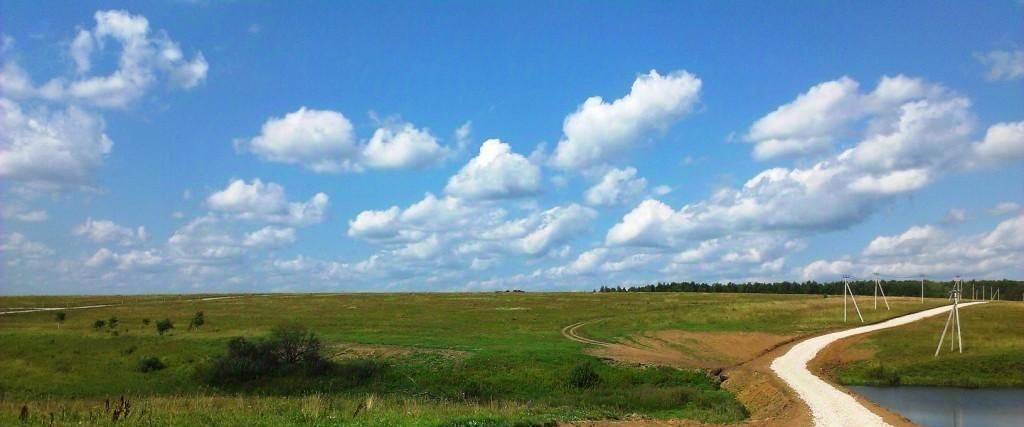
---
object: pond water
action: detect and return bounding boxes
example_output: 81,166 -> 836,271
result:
849,385 -> 1024,427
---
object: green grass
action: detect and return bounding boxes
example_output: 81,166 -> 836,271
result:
836,302 -> 1024,387
0,292 -> 949,425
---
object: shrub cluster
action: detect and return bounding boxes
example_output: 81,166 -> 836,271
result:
138,356 -> 167,373
202,324 -> 334,385
156,318 -> 174,336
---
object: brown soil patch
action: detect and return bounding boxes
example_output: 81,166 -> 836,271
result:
329,343 -> 466,360
562,334 -> 812,427
590,330 -> 794,369
564,311 -> 943,427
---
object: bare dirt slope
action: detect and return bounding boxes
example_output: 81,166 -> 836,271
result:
561,319 -> 809,427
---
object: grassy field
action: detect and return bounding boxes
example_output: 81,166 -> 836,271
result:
835,302 -> 1024,388
0,292 -> 947,426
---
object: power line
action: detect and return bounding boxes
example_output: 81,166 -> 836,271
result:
936,276 -> 964,356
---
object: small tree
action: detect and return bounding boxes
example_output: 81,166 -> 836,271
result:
142,318 -> 151,326
93,319 -> 106,330
156,318 -> 174,336
268,323 -> 322,365
55,311 -> 66,329
189,311 -> 205,330
108,316 -> 119,331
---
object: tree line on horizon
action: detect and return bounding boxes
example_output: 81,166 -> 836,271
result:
596,279 -> 1024,301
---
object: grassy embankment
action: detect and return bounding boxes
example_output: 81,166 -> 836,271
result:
0,292 -> 945,425
834,302 -> 1024,388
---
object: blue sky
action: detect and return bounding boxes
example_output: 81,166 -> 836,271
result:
1,1 -> 1022,294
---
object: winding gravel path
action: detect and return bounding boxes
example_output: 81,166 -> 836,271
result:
771,301 -> 986,427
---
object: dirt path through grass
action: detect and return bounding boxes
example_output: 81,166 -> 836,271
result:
0,295 -> 251,316
0,303 -> 118,315
561,319 -> 611,346
558,302 -> 971,427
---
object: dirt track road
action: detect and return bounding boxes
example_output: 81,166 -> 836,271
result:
771,302 -> 986,427
561,319 -> 611,346
0,295 -> 251,316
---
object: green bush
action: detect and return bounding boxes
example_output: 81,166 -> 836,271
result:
93,319 -> 106,330
139,356 -> 166,373
202,323 -> 341,386
569,361 -> 601,389
156,318 -> 174,336
190,311 -> 205,330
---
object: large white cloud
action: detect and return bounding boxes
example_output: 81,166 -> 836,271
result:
347,189 -> 597,282
362,123 -> 447,169
745,75 -> 939,159
349,193 -> 497,243
242,107 -> 360,173
85,247 -> 164,271
2,10 -> 207,108
546,232 -> 801,284
802,215 -> 1024,280
240,107 -> 449,173
444,139 -> 541,200
0,98 -> 112,192
551,69 -> 701,170
167,215 -> 246,265
972,121 -> 1024,165
243,226 -> 296,248
746,77 -> 862,159
0,9 -> 206,213
73,218 -> 146,246
507,204 -> 597,256
606,199 -> 676,247
861,225 -> 945,257
0,232 -> 53,259
207,178 -> 328,226
608,76 -> 1021,248
584,167 -> 647,207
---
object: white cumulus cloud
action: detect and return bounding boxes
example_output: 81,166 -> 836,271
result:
362,123 -> 447,169
243,226 -> 296,248
0,98 -> 112,193
240,107 -> 450,173
551,69 -> 701,170
444,139 -> 541,200
242,107 -> 360,173
802,214 -> 1024,280
584,167 -> 647,207
73,218 -> 146,246
2,10 -> 207,108
207,178 -> 328,226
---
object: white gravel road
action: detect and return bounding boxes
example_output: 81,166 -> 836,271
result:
0,295 -> 250,316
770,301 -> 986,427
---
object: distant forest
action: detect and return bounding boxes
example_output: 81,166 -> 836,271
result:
596,279 -> 1024,301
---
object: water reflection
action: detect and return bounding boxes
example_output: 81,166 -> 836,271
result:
849,385 -> 1024,427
